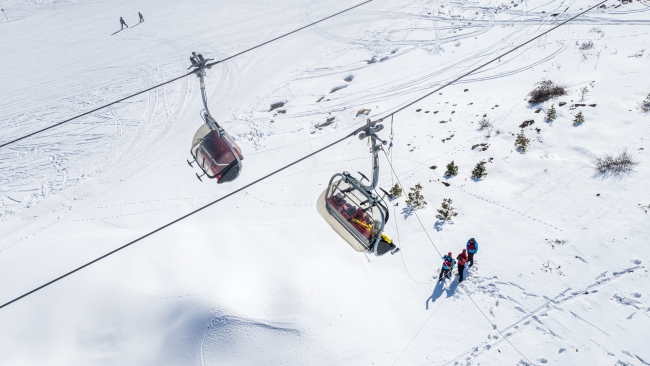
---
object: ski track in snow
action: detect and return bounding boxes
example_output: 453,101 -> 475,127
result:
443,265 -> 646,365
1,0 -> 650,364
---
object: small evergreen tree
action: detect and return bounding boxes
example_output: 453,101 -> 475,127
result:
388,183 -> 402,198
515,131 -> 530,152
545,104 -> 557,121
573,111 -> 585,125
580,86 -> 589,101
471,161 -> 487,179
436,198 -> 458,221
640,93 -> 650,112
405,183 -> 427,209
444,161 -> 458,177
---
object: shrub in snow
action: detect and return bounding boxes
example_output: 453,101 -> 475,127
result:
436,198 -> 458,221
595,149 -> 638,175
471,161 -> 487,179
405,183 -> 427,209
388,183 -> 402,198
444,161 -> 458,177
478,117 -> 492,129
528,80 -> 567,104
579,41 -> 594,51
515,131 -> 530,152
573,111 -> 585,126
546,104 -> 557,122
640,93 -> 650,112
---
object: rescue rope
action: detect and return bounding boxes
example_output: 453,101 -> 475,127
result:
382,150 -> 535,365
382,150 -> 442,257
384,141 -> 435,285
0,1 -> 607,312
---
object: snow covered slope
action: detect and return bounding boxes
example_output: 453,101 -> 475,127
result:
1,0 -> 649,364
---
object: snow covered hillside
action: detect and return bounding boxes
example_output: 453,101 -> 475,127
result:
1,0 -> 649,364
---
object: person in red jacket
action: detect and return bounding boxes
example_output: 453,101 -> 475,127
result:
456,249 -> 468,283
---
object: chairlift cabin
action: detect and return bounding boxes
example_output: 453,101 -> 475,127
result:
187,52 -> 244,183
317,121 -> 395,256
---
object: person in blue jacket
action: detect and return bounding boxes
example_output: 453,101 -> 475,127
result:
466,238 -> 478,267
438,252 -> 455,281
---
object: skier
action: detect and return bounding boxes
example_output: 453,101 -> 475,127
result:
138,12 -> 144,22
456,249 -> 468,283
438,252 -> 455,281
120,16 -> 128,29
466,238 -> 478,267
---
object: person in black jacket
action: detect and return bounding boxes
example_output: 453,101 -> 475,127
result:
138,12 -> 144,22
120,17 -> 128,29
456,249 -> 468,283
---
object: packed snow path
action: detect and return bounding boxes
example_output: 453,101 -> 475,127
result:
1,0 -> 649,365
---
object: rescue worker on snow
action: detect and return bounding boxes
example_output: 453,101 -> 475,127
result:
120,16 -> 128,29
438,252 -> 455,281
456,249 -> 468,283
138,12 -> 144,22
466,238 -> 478,267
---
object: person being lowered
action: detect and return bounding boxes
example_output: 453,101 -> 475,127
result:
438,252 -> 455,281
466,238 -> 479,267
350,216 -> 400,255
120,16 -> 128,29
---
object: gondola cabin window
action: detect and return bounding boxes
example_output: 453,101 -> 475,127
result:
325,180 -> 382,248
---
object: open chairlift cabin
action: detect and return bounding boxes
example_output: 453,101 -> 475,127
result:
187,52 -> 244,183
317,120 -> 396,256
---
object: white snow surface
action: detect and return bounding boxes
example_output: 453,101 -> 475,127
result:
1,0 -> 650,364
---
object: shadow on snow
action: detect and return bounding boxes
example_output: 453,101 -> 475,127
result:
426,278 -> 459,309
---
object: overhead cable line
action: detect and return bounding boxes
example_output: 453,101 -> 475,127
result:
0,0 -> 606,310
203,0 -> 373,69
0,124 -> 365,310
0,72 -> 194,149
372,0 -> 607,122
0,0 -> 374,149
382,150 -> 534,365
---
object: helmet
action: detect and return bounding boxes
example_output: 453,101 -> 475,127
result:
463,249 -> 467,253
448,252 -> 452,256
470,238 -> 476,242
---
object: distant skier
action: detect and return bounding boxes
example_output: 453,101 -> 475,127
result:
466,238 -> 478,267
438,252 -> 455,281
138,12 -> 144,22
120,16 -> 128,29
456,249 -> 468,283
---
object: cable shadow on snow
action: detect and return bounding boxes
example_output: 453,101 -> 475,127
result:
110,29 -> 124,36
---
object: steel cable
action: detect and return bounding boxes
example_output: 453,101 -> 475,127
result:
382,149 -> 535,365
0,0 -> 374,149
0,1 -> 606,313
